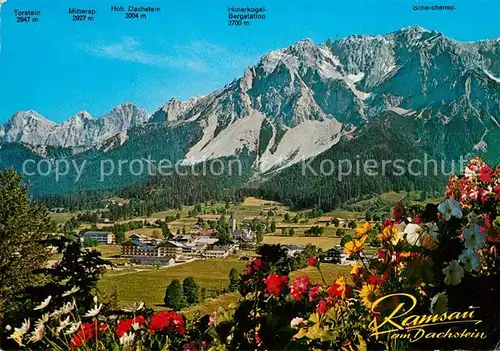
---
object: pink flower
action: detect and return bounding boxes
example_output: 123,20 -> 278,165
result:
494,184 -> 500,200
290,317 -> 306,328
484,215 -> 492,229
208,312 -> 216,327
478,165 -> 493,183
316,299 -> 328,313
289,276 -> 310,301
308,285 -> 322,301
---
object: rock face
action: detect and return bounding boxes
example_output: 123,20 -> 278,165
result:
1,26 -> 499,175
0,103 -> 150,148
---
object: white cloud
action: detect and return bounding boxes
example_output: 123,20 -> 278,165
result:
82,37 -> 260,75
82,37 -> 206,72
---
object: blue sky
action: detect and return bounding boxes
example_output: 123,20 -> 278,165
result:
0,0 -> 499,124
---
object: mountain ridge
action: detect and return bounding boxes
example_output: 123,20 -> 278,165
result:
1,26 -> 499,200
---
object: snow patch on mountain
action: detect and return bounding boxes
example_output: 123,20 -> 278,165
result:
257,119 -> 344,173
182,111 -> 265,165
484,70 -> 500,83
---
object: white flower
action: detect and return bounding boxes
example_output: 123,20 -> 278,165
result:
459,249 -> 481,272
33,296 -> 52,311
122,301 -> 144,313
62,286 -> 80,297
404,224 -> 423,246
9,319 -> 30,346
56,316 -> 71,334
30,323 -> 45,342
132,322 -> 142,331
442,260 -> 465,286
119,332 -> 135,346
438,199 -> 463,221
51,301 -> 76,318
35,313 -> 50,328
16,319 -> 31,335
464,166 -> 476,178
5,325 -> 12,331
463,224 -> 487,250
290,317 -> 306,328
431,292 -> 448,314
65,322 -> 81,335
83,303 -> 103,318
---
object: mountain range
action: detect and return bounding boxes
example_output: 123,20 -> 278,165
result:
1,26 -> 499,208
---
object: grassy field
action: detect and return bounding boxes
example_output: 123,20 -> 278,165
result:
95,245 -> 122,258
125,228 -> 164,239
262,235 -> 341,250
49,212 -> 79,224
98,259 -> 247,308
290,264 -> 352,285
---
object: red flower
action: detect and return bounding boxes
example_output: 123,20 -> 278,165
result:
254,331 -> 261,344
378,249 -> 388,260
494,184 -> 500,199
382,219 -> 392,229
308,256 -> 318,267
478,165 -> 493,183
414,216 -> 421,224
327,282 -> 352,298
70,322 -> 108,350
367,273 -> 388,286
245,257 -> 263,275
289,276 -> 310,301
392,203 -> 405,221
253,258 -> 262,270
316,299 -> 328,313
264,274 -> 288,296
308,285 -> 322,301
115,315 -> 147,337
149,311 -> 185,335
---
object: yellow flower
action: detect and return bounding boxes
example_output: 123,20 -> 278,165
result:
355,222 -> 372,238
333,276 -> 349,297
378,225 -> 399,242
350,262 -> 363,275
359,284 -> 380,309
398,251 -> 411,259
8,331 -> 24,346
344,235 -> 367,255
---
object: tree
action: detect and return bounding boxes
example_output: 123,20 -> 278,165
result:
0,169 -> 50,323
83,238 -> 99,247
348,221 -> 357,229
164,279 -> 187,310
270,220 -> 276,233
182,277 -> 199,305
228,268 -> 240,292
289,228 -> 295,236
365,212 -> 372,221
161,224 -> 172,239
256,231 -> 264,243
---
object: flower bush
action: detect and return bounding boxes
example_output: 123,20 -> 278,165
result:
6,158 -> 500,350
